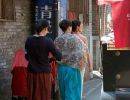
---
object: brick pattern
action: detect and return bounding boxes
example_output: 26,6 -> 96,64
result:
0,0 -> 32,99
92,0 -> 99,36
91,0 -> 100,69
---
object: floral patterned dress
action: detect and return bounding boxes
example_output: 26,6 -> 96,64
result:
54,32 -> 87,100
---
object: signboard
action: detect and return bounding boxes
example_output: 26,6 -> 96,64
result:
35,0 -> 67,37
35,0 -> 53,32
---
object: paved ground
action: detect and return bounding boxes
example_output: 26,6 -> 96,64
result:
82,71 -> 102,100
82,71 -> 130,100
82,78 -> 102,100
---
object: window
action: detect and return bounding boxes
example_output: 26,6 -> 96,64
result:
0,0 -> 15,21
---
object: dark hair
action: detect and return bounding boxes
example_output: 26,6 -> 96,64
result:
72,20 -> 81,32
59,19 -> 72,33
36,19 -> 49,34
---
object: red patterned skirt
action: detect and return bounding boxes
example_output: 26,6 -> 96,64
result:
27,72 -> 52,100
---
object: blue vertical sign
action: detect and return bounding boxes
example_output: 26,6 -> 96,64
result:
60,0 -> 67,19
35,0 -> 67,36
35,0 -> 53,31
58,0 -> 67,21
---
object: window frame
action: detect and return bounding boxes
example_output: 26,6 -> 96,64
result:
0,0 -> 15,21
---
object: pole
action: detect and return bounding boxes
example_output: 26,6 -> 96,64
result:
52,0 -> 58,40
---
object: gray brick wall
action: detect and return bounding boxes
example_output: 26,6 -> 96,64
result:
0,0 -> 33,99
92,0 -> 100,70
92,0 -> 99,36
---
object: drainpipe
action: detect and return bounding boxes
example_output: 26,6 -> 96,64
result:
52,0 -> 58,40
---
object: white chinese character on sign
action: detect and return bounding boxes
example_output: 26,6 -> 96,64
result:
45,5 -> 48,11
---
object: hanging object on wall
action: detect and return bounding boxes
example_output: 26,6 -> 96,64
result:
68,11 -> 77,21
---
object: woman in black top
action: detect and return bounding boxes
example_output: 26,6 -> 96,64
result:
25,19 -> 62,100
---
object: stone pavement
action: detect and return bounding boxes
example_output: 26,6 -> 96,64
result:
82,70 -> 102,100
83,70 -> 130,100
